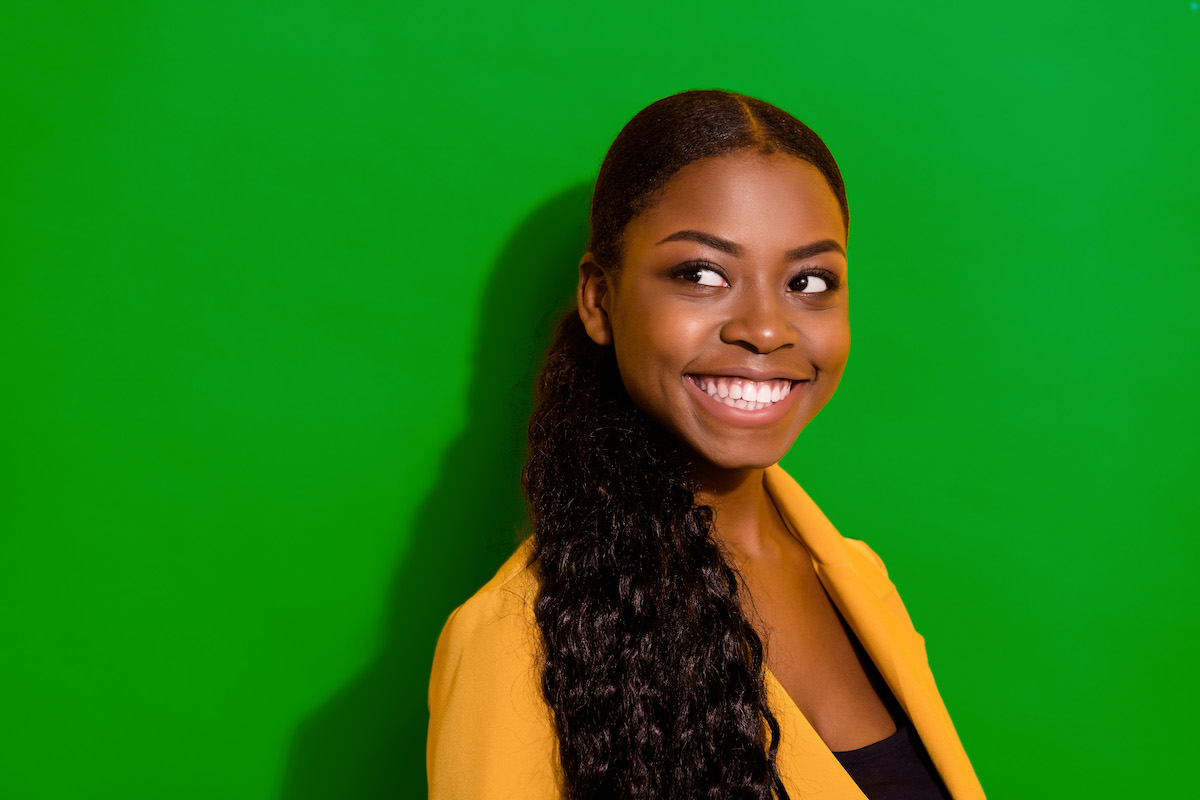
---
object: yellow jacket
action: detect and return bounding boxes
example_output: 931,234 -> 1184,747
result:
427,465 -> 986,799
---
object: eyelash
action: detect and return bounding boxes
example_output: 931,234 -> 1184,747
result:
670,261 -> 841,294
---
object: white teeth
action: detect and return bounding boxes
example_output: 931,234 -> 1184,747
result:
692,376 -> 797,412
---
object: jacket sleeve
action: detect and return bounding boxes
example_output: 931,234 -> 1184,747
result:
427,580 -> 561,800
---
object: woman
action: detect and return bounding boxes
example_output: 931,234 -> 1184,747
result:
427,90 -> 985,800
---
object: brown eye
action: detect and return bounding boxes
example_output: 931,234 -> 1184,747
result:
790,273 -> 831,293
672,262 -> 729,287
690,268 -> 727,287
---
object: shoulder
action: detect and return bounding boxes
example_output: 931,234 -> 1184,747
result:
427,538 -> 561,799
842,536 -> 896,592
428,537 -> 542,711
430,539 -> 540,677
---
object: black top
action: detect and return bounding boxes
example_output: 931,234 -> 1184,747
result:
832,720 -> 951,800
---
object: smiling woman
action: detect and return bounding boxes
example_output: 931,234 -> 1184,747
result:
427,90 -> 986,800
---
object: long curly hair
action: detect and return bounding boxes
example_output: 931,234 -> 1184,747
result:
523,90 -> 849,800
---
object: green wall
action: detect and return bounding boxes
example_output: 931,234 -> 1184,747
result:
3,1 -> 1197,797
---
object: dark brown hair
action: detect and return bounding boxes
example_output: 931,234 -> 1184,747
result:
589,90 -> 848,270
524,89 -> 848,800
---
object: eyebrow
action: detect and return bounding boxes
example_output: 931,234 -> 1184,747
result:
786,238 -> 846,260
657,230 -> 744,256
656,230 -> 846,260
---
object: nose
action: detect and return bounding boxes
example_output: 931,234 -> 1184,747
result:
719,293 -> 799,354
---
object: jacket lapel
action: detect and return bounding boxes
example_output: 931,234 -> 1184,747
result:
764,466 -> 985,800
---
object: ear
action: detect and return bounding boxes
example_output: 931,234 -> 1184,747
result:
577,253 -> 614,346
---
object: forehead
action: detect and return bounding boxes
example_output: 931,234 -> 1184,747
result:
626,151 -> 846,251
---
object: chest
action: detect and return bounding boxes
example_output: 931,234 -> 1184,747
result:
739,548 -> 898,752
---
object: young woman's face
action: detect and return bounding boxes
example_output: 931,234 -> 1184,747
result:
579,150 -> 850,473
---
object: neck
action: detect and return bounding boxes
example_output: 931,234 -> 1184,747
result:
694,465 -> 783,561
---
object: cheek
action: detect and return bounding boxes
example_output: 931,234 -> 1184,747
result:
609,314 -> 670,400
809,314 -> 851,373
610,309 -> 703,421
615,300 -> 706,367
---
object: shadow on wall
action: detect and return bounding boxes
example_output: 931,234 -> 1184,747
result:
277,184 -> 591,799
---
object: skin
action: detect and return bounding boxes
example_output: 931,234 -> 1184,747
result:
577,150 -> 897,751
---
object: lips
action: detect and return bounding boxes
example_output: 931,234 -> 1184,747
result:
686,374 -> 796,411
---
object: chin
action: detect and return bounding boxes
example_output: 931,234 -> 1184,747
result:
709,455 -> 784,472
694,442 -> 794,473
659,414 -> 808,476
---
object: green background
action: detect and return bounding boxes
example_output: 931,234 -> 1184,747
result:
3,1 -> 1197,797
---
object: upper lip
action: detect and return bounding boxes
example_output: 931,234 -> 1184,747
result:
686,367 -> 812,382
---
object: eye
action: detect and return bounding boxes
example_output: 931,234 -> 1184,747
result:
672,263 -> 729,287
789,270 -> 839,294
692,268 -> 728,287
792,275 -> 827,293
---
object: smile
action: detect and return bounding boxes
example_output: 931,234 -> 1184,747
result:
686,375 -> 795,411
